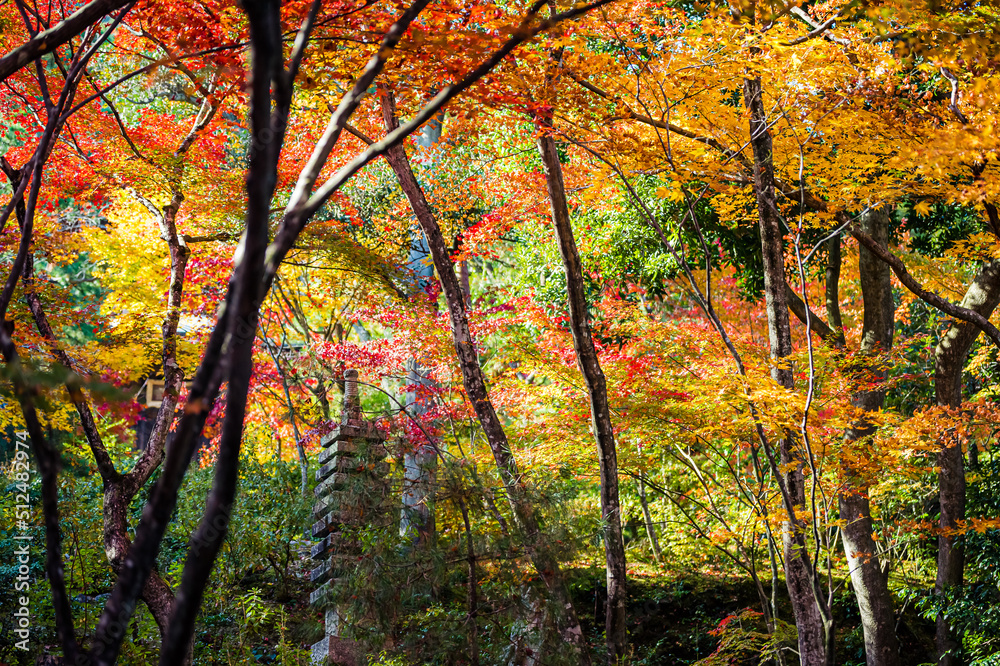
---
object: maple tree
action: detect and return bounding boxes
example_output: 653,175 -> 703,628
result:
4,0 -> 1000,665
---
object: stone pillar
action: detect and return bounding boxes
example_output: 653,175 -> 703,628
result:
310,369 -> 389,665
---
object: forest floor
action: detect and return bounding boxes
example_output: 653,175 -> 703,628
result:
565,563 -> 937,666
193,560 -> 938,665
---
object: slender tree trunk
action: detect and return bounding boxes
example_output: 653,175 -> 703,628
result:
156,4 -> 283,655
401,358 -> 437,547
379,88 -> 592,664
400,229 -> 438,549
0,176 -> 79,659
10,160 -> 195,662
311,377 -> 332,421
638,479 -> 662,563
89,93 -> 215,665
933,259 -> 1000,666
536,125 -> 627,664
825,234 -> 844,340
264,337 -> 309,493
742,74 -> 832,666
459,499 -> 480,666
765,530 -> 788,666
460,260 -> 472,304
397,110 -> 442,549
839,207 -> 900,666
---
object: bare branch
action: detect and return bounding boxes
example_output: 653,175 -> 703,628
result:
284,0 -> 436,212
785,283 -> 839,345
940,66 -> 969,125
269,0 -> 617,290
343,121 -> 375,145
850,222 -> 1000,348
563,68 -> 752,169
0,0 -> 132,82
784,7 -> 851,47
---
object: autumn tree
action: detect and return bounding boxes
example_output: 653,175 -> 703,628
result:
7,1 -> 1000,664
508,0 -> 1000,664
1,0 -> 616,663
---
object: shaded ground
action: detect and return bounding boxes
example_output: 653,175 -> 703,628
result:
566,565 -> 937,665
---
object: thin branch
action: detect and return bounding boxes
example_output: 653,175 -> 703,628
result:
563,68 -> 752,170
784,7 -> 852,47
940,66 -> 969,125
850,222 -> 1000,348
0,0 -> 132,82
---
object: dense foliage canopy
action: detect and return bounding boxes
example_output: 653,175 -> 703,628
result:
3,0 -> 1000,665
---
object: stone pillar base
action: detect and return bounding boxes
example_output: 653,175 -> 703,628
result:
310,635 -> 363,666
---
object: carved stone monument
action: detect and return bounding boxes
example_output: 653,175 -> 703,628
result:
310,369 -> 389,665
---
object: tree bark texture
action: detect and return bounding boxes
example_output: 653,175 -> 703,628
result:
839,207 -> 900,666
401,359 -> 437,548
400,212 -> 438,549
742,74 -> 832,666
379,88 -> 592,664
9,158 -> 193,661
850,226 -> 1000,348
826,234 -> 845,341
934,260 -> 1000,666
156,3 -> 282,659
536,126 -> 627,664
786,282 -> 839,345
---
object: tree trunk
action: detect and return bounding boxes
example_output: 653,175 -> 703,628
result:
401,359 -> 437,548
155,5 -> 282,655
742,74 -> 832,666
11,160 -> 195,662
265,336 -> 310,493
933,259 -> 1000,666
103,483 -> 181,655
536,126 -> 627,664
460,260 -> 472,304
638,479 -> 662,563
839,207 -> 900,666
400,228 -> 438,549
379,88 -> 592,664
825,234 -> 845,341
459,499 -> 480,666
